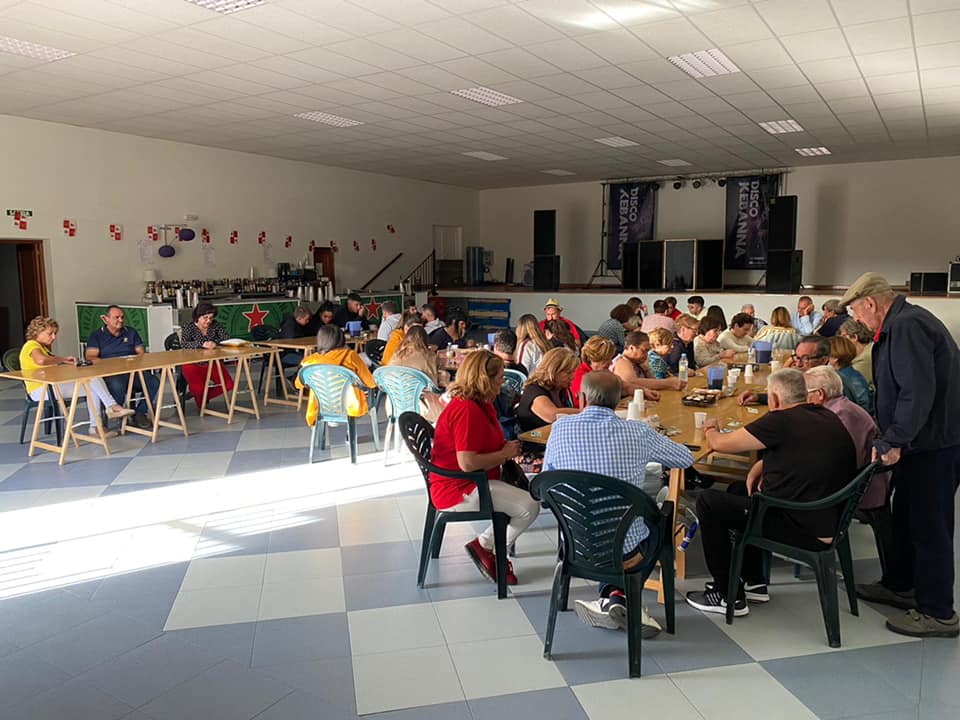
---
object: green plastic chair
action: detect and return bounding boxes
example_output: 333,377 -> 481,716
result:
398,411 -> 511,599
531,470 -> 676,678
298,364 -> 380,464
373,366 -> 436,462
725,462 -> 880,648
502,368 -> 526,396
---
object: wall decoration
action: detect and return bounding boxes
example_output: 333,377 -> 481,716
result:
147,225 -> 159,242
201,228 -> 211,244
63,219 -> 76,237
284,235 -> 293,248
370,238 -> 377,251
724,174 -> 781,269
109,223 -> 123,241
604,182 -> 657,270
329,240 -> 338,253
257,231 -> 266,245
308,240 -> 315,252
386,224 -> 396,234
352,240 -> 360,252
7,209 -> 31,230
229,230 -> 238,245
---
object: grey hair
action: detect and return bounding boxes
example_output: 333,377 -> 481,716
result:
741,303 -> 755,312
822,299 -> 841,313
840,319 -> 872,344
580,371 -> 622,410
804,366 -> 843,400
768,368 -> 808,405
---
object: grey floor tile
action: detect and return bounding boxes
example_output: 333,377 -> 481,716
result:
255,656 -> 355,714
423,560 -> 503,603
920,638 -> 960,710
139,659 -> 293,720
1,458 -> 132,489
642,602 -> 755,674
0,647 -> 72,708
344,568 -> 432,611
469,687 -> 588,720
268,508 -> 340,553
137,431 -> 242,457
340,540 -> 419,576
0,588 -> 113,650
227,449 -> 286,475
75,633 -> 225,708
7,676 -> 135,720
362,700 -> 472,720
251,614 -> 351,668
252,689 -> 358,720
165,622 -> 257,666
194,525 -> 270,559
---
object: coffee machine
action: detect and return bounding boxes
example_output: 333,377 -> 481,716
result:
276,263 -> 291,282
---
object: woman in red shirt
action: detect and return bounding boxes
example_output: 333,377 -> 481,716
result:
571,335 -> 617,406
430,351 -> 540,585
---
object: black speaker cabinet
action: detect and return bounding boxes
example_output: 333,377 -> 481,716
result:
695,238 -> 724,290
621,243 -> 639,290
504,257 -> 515,285
768,195 -> 797,252
911,271 -> 948,295
767,250 -> 803,293
638,241 -> 664,289
533,210 -> 556,256
664,239 -> 695,291
534,254 -> 560,290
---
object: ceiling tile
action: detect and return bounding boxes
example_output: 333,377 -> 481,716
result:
216,64 -> 312,91
652,78 -> 717,100
609,84 -> 671,104
921,66 -> 960,88
367,29 -> 465,63
725,90 -> 778,109
697,73 -> 761,93
815,77 -> 870,98
479,48 -> 560,78
31,0 -> 179,34
324,78 -> 402,100
747,64 -> 809,88
416,16 -> 513,54
911,0 -> 960,14
844,18 -> 913,55
866,72 -> 921,93
571,90 -> 632,109
436,57 -> 517,84
755,0 -> 837,35
573,65 -> 646,90
348,0 -> 452,24
191,17 -> 311,55
524,38 -> 608,71
722,39 -> 796,70
248,57 -> 344,85
326,38 -> 421,71
828,95 -> 877,113
395,65 -> 470,91
286,47 -> 382,77
281,0 -> 400,34
465,5 -> 564,44
855,48 -> 918,76
830,0 -> 908,25
690,6 -> 771,45
683,97 -> 734,113
630,17 -> 712,56
620,58 -> 689,83
768,84 -> 822,104
913,10 -> 960,46
800,56 -> 864,82
781,29 -> 852,62
573,28 -> 659,64
234,5 -> 352,45
918,42 -> 960,70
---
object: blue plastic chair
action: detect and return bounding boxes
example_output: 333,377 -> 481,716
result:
373,366 -> 436,463
2,347 -> 62,445
502,368 -> 527,396
298,364 -> 380,464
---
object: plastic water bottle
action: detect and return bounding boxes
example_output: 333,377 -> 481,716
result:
747,345 -> 757,366
678,353 -> 689,383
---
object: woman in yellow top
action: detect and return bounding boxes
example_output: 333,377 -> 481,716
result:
19,316 -> 134,435
296,324 -> 376,426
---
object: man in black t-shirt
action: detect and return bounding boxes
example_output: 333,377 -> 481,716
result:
429,314 -> 463,351
686,368 -> 857,617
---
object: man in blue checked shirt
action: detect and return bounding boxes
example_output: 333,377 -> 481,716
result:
543,371 -> 694,637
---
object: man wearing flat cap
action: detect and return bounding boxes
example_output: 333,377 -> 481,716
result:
841,271 -> 960,638
539,298 -> 583,348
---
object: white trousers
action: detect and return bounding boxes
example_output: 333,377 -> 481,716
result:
448,480 -> 541,549
30,379 -> 117,424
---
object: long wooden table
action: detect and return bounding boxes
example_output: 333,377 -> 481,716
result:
0,345 -> 266,464
256,337 -> 317,409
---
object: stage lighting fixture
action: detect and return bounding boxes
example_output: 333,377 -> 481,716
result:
692,179 -> 702,189
673,179 -> 684,189
717,178 -> 727,187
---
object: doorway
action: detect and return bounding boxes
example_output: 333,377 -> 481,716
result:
0,239 -> 48,355
313,247 -> 336,290
433,225 -> 463,260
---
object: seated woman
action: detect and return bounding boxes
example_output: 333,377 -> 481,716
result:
613,330 -> 685,399
839,318 -> 874,387
387,325 -> 444,421
693,315 -> 737,367
665,313 -> 700,374
180,302 -> 235,407
753,306 -> 799,351
515,314 -> 551,375
544,319 -> 578,353
646,328 -> 674,379
19,316 -> 134,436
383,313 -> 423,365
296,324 -> 376,427
429,351 -> 540,585
829,335 -> 874,413
571,336 -> 616,406
516,347 -> 579,433
595,303 -> 637,354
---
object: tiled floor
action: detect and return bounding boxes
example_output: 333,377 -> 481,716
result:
0,379 -> 958,719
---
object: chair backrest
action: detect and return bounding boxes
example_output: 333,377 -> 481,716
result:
365,339 -> 387,365
832,462 -> 880,546
1,347 -> 20,372
398,411 -> 435,488
298,363 -> 364,423
251,325 -> 280,342
373,366 -> 432,419
164,332 -> 181,351
532,470 -> 671,579
502,368 -> 527,396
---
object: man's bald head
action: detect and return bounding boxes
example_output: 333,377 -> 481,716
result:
580,371 -> 622,409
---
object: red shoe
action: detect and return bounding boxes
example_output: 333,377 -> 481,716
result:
505,559 -> 518,586
465,539 -> 496,582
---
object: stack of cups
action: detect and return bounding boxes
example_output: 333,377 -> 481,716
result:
744,363 -> 754,381
633,389 -> 645,413
627,401 -> 642,421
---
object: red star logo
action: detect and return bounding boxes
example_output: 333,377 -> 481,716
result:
242,303 -> 269,331
365,299 -> 381,319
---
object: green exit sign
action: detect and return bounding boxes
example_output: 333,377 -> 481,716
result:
5,209 -> 33,217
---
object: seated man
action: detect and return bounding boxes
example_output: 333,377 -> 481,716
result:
544,371 -> 694,636
279,305 -> 320,367
687,295 -> 706,319
376,300 -> 401,341
816,299 -> 848,337
539,298 -> 583,347
686,368 -> 857,616
428,313 -> 463,351
492,329 -> 526,374
332,292 -> 367,328
718,313 -> 754,353
84,305 -> 159,430
421,304 -> 445,335
639,300 -> 677,334
612,330 -> 684,399
741,303 -> 766,336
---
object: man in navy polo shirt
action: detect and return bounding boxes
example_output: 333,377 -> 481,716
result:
84,305 -> 159,429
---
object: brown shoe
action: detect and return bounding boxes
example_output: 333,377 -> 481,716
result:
856,582 -> 915,610
886,609 -> 959,638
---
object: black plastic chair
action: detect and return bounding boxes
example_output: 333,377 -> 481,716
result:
365,338 -> 387,368
398,411 -> 510,599
251,325 -> 287,395
531,470 -> 675,678
725,462 -> 880,648
3,348 -> 62,445
164,332 -> 190,408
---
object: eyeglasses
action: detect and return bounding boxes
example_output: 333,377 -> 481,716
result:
793,353 -> 826,364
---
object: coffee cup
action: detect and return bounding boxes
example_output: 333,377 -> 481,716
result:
694,411 -> 707,428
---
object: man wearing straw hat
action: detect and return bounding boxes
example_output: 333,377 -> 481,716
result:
841,272 -> 960,638
539,298 -> 583,347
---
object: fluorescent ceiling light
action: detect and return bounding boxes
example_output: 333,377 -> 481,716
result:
594,136 -> 639,148
667,48 -> 740,78
795,146 -> 831,156
541,169 -> 576,176
463,151 -> 508,161
657,158 -> 692,167
294,111 -> 363,127
0,35 -> 74,62
759,119 -> 804,134
184,0 -> 265,13
450,87 -> 522,107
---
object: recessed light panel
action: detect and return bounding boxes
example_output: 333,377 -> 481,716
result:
795,147 -> 832,156
185,0 -> 265,13
294,111 -> 363,127
0,35 -> 74,62
657,159 -> 692,167
463,151 -> 508,161
594,136 -> 639,148
667,48 -> 740,78
541,169 -> 575,176
450,87 -> 523,107
759,119 -> 804,134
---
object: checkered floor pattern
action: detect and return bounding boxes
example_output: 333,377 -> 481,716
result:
0,379 -> 957,720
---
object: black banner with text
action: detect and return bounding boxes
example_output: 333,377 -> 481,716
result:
724,174 -> 780,269
606,181 -> 656,270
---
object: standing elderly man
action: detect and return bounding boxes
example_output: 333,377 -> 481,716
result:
841,272 -> 960,638
85,305 -> 160,430
792,296 -> 823,336
539,298 -> 582,347
543,371 -> 693,636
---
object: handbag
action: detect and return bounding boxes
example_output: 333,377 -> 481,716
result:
499,458 -> 530,492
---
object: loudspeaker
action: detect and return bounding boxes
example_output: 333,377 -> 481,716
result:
911,271 -> 948,295
949,262 -> 960,295
665,240 -> 695,290
695,239 -> 724,290
768,195 -> 797,252
621,243 -> 639,290
767,249 -> 803,293
638,241 -> 664,289
534,255 -> 560,290
533,210 -> 556,256
504,258 -> 515,285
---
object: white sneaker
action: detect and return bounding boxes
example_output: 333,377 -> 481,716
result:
574,598 -> 662,638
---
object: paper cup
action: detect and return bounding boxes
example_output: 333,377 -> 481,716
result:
633,389 -> 644,405
770,360 -> 782,372
694,411 -> 707,428
627,401 -> 642,421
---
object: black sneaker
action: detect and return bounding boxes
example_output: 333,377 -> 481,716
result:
705,581 -> 769,603
686,588 -> 749,616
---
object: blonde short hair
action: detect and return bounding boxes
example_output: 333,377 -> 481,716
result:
581,335 -> 616,365
829,335 -> 858,368
447,351 -> 503,403
647,327 -> 674,347
526,347 -> 578,391
675,313 -> 700,331
770,306 -> 792,328
25,316 -> 58,341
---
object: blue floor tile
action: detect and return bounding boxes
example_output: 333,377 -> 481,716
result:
0,459 -> 129,489
470,688 -> 589,720
165,622 -> 257,667
424,560 -> 504,603
920,638 -> 960,710
136,431 -> 242,456
0,588 -> 113,650
194,523 -> 270,558
7,676 -> 135,720
251,614 -> 351,668
340,540 -> 418,576
252,688 -> 359,720
0,647 -> 72,708
268,507 -> 340,552
228,449 -> 286,474
255,656 -> 355,714
364,701 -> 473,720
343,568 -> 432,611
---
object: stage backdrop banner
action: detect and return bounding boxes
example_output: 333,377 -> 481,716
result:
606,181 -> 656,270
724,174 -> 780,270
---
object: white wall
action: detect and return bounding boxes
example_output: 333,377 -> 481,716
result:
478,154 -> 960,287
0,114 -> 478,354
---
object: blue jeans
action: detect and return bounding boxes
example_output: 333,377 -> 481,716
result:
103,372 -> 160,416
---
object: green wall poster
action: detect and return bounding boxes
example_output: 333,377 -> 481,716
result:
215,301 -> 297,340
76,305 -> 149,347
340,293 -> 402,324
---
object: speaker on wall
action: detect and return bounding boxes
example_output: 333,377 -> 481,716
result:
534,255 -> 560,290
533,210 -> 556,256
638,241 -> 664,289
695,239 -> 724,290
621,243 -> 639,290
768,195 -> 797,251
767,249 -> 803,293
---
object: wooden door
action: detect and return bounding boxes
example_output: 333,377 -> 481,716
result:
313,247 -> 335,289
16,241 -> 48,321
